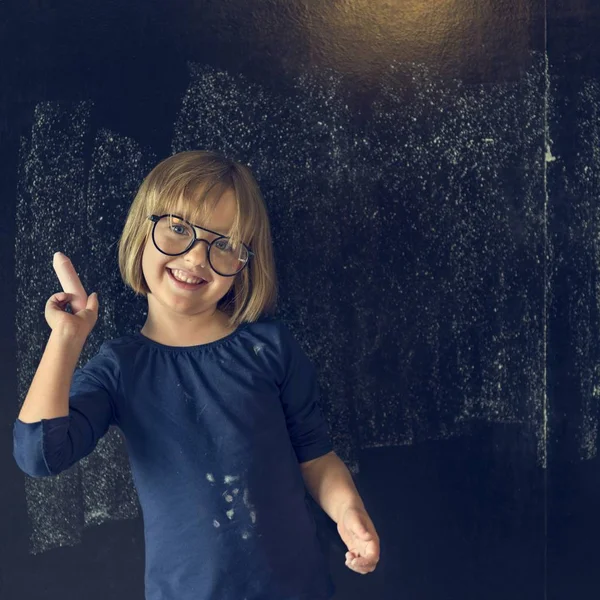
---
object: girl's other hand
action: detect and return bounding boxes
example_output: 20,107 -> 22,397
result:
338,506 -> 380,575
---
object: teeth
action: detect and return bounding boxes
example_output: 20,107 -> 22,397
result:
171,269 -> 203,284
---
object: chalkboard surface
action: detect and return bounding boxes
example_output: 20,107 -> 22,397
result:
1,1 -> 599,598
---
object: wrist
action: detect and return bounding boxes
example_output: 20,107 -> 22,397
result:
336,496 -> 366,524
49,327 -> 88,347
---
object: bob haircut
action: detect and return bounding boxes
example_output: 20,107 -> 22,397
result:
118,150 -> 278,327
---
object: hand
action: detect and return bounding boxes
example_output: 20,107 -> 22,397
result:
45,291 -> 99,339
337,505 -> 380,575
46,252 -> 99,339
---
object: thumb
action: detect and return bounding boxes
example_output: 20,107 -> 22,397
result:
86,292 -> 99,309
355,523 -> 371,538
349,514 -> 371,538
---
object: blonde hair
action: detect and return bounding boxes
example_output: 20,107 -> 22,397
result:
118,150 -> 278,327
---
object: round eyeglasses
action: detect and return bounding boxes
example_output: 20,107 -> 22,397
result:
147,214 -> 254,277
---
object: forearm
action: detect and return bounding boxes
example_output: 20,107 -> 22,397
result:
300,451 -> 365,524
18,330 -> 86,423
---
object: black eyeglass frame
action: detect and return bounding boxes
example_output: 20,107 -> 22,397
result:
147,214 -> 255,278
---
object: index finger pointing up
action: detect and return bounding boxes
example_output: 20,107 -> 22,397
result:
52,252 -> 88,314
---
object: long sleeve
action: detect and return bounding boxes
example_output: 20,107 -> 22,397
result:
13,342 -> 120,477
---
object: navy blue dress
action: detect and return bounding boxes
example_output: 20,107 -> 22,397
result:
13,316 -> 336,600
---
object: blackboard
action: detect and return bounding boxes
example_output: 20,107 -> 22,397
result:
2,1 -> 599,598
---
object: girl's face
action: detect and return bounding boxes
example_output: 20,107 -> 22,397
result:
141,188 -> 239,323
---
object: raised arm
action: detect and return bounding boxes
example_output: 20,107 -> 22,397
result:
13,252 -> 111,477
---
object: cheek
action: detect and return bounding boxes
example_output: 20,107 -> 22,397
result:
141,250 -> 152,279
217,277 -> 235,291
141,238 -> 152,267
215,276 -> 237,297
141,243 -> 167,280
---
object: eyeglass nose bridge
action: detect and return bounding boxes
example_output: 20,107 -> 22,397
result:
182,236 -> 211,261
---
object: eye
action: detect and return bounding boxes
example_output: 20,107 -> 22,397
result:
214,238 -> 234,252
170,224 -> 190,236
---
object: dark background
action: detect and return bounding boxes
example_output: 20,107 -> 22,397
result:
1,1 -> 599,598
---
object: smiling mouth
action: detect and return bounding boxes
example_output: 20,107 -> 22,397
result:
167,268 -> 208,287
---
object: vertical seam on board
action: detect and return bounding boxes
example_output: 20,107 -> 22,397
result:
542,1 -> 549,599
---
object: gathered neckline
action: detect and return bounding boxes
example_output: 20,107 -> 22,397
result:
133,322 -> 249,352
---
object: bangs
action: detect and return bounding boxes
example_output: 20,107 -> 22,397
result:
152,179 -> 249,247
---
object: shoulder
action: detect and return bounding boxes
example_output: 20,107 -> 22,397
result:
92,335 -> 143,369
70,338 -> 125,399
241,315 -> 299,350
238,316 -> 313,377
245,316 -> 315,371
96,335 -> 139,357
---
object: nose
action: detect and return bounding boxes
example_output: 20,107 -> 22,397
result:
185,238 -> 209,266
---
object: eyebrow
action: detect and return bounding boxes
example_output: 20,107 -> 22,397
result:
174,215 -> 232,238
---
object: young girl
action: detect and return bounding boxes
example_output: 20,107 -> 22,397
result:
13,150 -> 380,599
